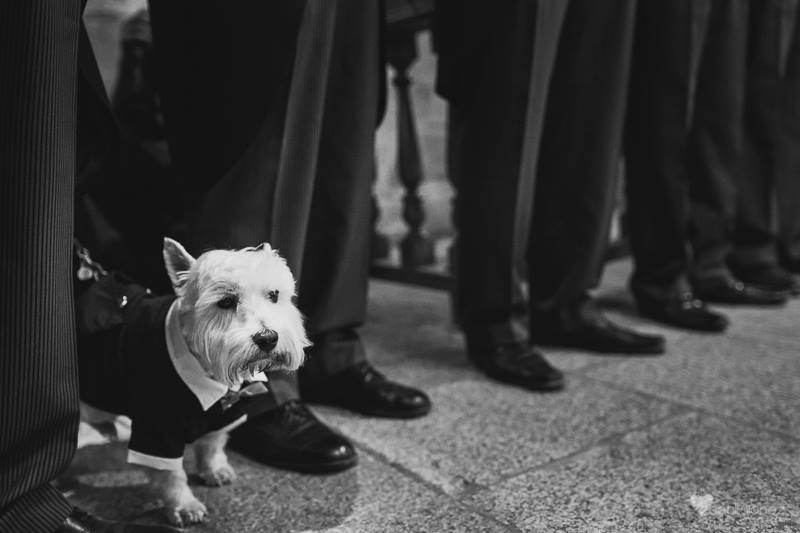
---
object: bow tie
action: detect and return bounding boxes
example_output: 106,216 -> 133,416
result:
219,381 -> 269,410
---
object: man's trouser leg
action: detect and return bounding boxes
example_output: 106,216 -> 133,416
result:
529,0 -> 636,310
296,0 -> 380,387
148,0 -> 309,406
626,0 -> 711,302
689,0 -> 749,283
0,2 -> 82,531
448,0 -> 568,350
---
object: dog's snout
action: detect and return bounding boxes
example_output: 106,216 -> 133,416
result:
252,329 -> 278,351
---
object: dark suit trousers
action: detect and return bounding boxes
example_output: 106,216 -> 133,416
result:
447,0 -> 568,347
734,0 -> 800,267
0,1 -> 82,531
149,0 -> 377,403
448,0 -> 634,345
626,0 -> 747,301
529,0 -> 637,310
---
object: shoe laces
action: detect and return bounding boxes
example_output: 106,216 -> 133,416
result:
279,400 -> 317,427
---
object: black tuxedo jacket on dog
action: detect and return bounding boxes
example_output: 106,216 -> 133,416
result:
77,278 -> 262,471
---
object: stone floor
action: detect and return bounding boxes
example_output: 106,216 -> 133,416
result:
59,259 -> 800,532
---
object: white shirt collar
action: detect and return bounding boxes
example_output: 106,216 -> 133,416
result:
165,299 -> 267,411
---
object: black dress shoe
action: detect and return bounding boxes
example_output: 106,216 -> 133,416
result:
468,341 -> 565,392
693,277 -> 788,306
228,400 -> 357,473
57,508 -> 179,533
636,292 -> 729,332
530,298 -> 665,355
730,262 -> 800,295
301,362 -> 432,419
531,315 -> 665,355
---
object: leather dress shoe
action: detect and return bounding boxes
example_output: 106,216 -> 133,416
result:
530,299 -> 664,355
468,341 -> 565,392
57,508 -> 179,532
636,292 -> 729,332
693,277 -> 788,306
301,362 -> 431,419
730,262 -> 799,295
532,315 -> 664,355
228,400 -> 357,473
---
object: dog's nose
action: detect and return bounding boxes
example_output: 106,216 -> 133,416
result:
252,329 -> 278,351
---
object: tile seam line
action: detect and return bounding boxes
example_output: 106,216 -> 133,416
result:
486,406 -> 695,487
351,444 -> 525,533
580,373 -> 800,444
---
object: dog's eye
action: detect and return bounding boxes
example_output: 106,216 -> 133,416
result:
268,290 -> 279,303
217,294 -> 238,310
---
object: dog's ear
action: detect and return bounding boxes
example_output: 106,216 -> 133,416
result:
163,237 -> 196,295
256,242 -> 274,254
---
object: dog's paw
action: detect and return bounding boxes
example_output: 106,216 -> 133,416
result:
166,498 -> 208,527
198,463 -> 237,487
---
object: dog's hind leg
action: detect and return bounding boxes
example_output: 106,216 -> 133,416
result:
149,467 -> 207,526
194,430 -> 236,487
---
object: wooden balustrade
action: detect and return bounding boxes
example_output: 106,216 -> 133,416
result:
370,0 -> 454,289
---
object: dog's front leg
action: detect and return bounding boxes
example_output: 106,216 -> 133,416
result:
194,430 -> 236,486
149,467 -> 207,526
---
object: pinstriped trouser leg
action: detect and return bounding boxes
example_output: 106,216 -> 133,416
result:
0,1 -> 82,531
266,0 -> 339,401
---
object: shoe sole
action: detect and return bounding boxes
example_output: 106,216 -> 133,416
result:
637,310 -> 728,333
698,297 -> 787,307
534,338 -> 665,356
305,399 -> 432,419
261,456 -> 359,475
227,445 -> 359,474
481,370 -> 566,393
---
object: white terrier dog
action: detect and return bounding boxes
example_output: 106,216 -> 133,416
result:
78,238 -> 309,527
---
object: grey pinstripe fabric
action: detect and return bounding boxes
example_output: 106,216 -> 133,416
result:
271,0 -> 380,395
270,0 -> 338,271
0,1 -> 82,531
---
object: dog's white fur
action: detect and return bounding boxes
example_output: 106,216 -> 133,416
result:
82,238 -> 309,527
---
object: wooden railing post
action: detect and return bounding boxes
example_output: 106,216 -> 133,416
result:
371,158 -> 391,260
388,31 -> 435,268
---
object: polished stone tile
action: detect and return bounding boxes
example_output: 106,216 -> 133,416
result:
315,376 -> 680,497
60,441 -> 507,533
586,332 -> 800,437
473,412 -> 800,533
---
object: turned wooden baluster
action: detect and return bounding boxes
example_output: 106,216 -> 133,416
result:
371,158 -> 391,260
388,32 -> 435,268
